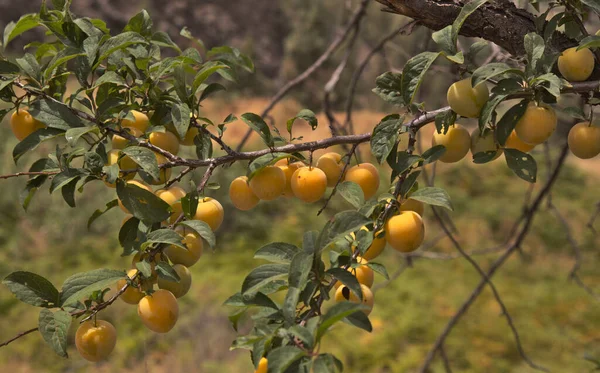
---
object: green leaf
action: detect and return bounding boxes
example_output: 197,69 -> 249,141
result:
421,145 -> 447,165
524,32 -> 545,74
401,51 -> 440,105
399,171 -> 421,197
171,103 -> 191,140
254,242 -> 301,264
95,31 -> 147,68
240,113 -> 273,147
287,109 -> 318,136
87,199 -> 119,229
122,146 -> 159,180
471,63 -> 524,86
151,32 -> 181,52
116,180 -> 171,223
192,62 -> 230,94
124,10 -> 153,37
223,292 -> 279,309
29,98 -> 86,130
344,310 -> 373,332
2,271 -> 59,307
473,151 -> 499,164
142,229 -> 185,250
119,216 -> 141,256
92,71 -> 127,89
313,354 -> 343,373
241,264 -> 289,298
326,268 -> 362,299
288,325 -> 315,350
337,181 -> 365,209
0,60 -> 21,74
317,302 -> 366,340
578,34 -> 600,50
372,71 -> 404,106
155,262 -> 181,282
247,152 -> 290,180
38,309 -> 71,358
194,130 -> 213,160
393,151 -> 422,175
65,126 -> 99,147
370,115 -> 403,164
450,0 -> 490,46
60,269 -> 125,306
409,187 -> 453,211
4,14 -> 40,47
496,99 -> 529,146
16,54 -> 41,83
432,26 -> 454,55
366,262 -> 389,280
283,252 -> 314,325
13,128 -> 65,163
178,220 -> 216,248
504,148 -> 537,183
530,73 -> 561,97
435,110 -> 457,135
318,211 -> 372,250
479,94 -> 510,132
266,346 -> 307,373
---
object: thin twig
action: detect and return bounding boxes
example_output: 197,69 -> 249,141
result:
0,327 -> 38,348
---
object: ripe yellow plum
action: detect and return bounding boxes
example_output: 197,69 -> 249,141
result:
149,131 -> 180,155
249,166 -> 286,201
398,198 -> 424,217
137,289 -> 179,333
255,357 -> 268,373
290,166 -> 328,203
156,186 -> 187,222
558,47 -> 595,82
344,163 -> 380,200
180,127 -> 200,146
164,226 -> 203,267
470,128 -> 502,160
316,152 -> 344,187
431,124 -> 471,163
111,127 -> 143,149
157,264 -> 192,298
504,130 -> 535,153
568,122 -> 600,159
229,176 -> 260,211
334,284 -> 374,315
122,110 -> 149,132
385,211 -> 425,253
275,159 -> 302,197
514,103 -> 557,145
193,197 -> 224,231
447,78 -> 489,118
75,320 -> 117,362
351,227 -> 386,261
10,109 -> 45,141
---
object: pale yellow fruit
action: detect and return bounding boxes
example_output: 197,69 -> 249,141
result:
164,226 -> 203,267
398,198 -> 424,217
275,159 -> 302,198
431,124 -> 471,163
351,227 -> 386,261
568,122 -> 600,159
249,166 -> 286,201
10,109 -> 45,141
316,152 -> 344,187
334,284 -> 374,315
193,197 -> 224,231
290,166 -> 328,203
447,78 -> 489,118
181,127 -> 199,146
104,149 -> 136,187
157,264 -> 192,298
334,256 -> 374,289
118,180 -> 153,213
558,47 -> 595,82
111,127 -> 143,149
229,176 -> 260,211
470,128 -> 502,160
117,269 -> 145,305
156,186 -> 187,222
75,320 -> 117,362
149,131 -> 180,155
514,103 -> 557,145
504,130 -> 535,153
255,357 -> 268,373
385,211 -> 425,253
344,164 -> 380,200
138,289 -> 179,333
122,110 -> 149,132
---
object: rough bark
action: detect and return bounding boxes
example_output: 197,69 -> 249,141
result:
373,0 -> 575,56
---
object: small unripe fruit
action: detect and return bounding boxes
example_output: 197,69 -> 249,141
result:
229,176 -> 260,211
149,131 -> 180,155
316,152 -> 344,187
193,197 -> 224,231
398,198 -> 424,217
122,110 -> 149,132
255,357 -> 268,373
431,124 -> 471,163
10,109 -> 45,141
558,47 -> 595,82
275,159 -> 302,197
75,320 -> 117,362
334,284 -> 374,315
447,78 -> 489,118
118,180 -> 153,213
470,128 -> 502,160
504,130 -> 535,153
568,122 -> 600,159
138,289 -> 179,333
514,103 -> 557,145
117,269 -> 145,304
344,164 -> 380,200
111,127 -> 143,149
291,166 -> 328,203
164,226 -> 203,267
249,166 -> 286,201
385,211 -> 425,253
158,264 -> 192,298
334,256 -> 374,289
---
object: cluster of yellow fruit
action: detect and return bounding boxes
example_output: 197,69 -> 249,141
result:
229,153 -> 382,210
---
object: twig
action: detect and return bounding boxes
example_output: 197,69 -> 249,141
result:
439,344 -> 453,373
0,327 -> 38,348
0,171 -> 60,179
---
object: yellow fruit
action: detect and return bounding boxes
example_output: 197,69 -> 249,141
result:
157,264 -> 192,298
385,211 -> 425,253
137,289 -> 179,333
229,176 -> 260,211
351,227 -> 386,261
75,320 -> 117,362
431,124 -> 471,163
334,256 -> 374,289
122,110 -> 149,132
181,127 -> 199,146
255,357 -> 268,373
447,78 -> 489,118
117,269 -> 145,305
10,109 -> 45,141
334,284 -> 374,315
118,180 -> 153,213
470,128 -> 502,160
193,197 -> 224,231
156,186 -> 187,222
504,130 -> 535,153
558,47 -> 595,82
514,103 -> 557,145
104,149 -> 136,188
275,160 -> 302,197
344,164 -> 380,200
290,166 -> 328,203
164,226 -> 203,267
568,122 -> 600,159
398,198 -> 424,217
316,152 -> 344,187
149,154 -> 172,185
149,131 -> 180,155
249,166 -> 286,201
111,127 -> 143,149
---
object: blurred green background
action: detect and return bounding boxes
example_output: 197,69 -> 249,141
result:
0,1 -> 599,372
